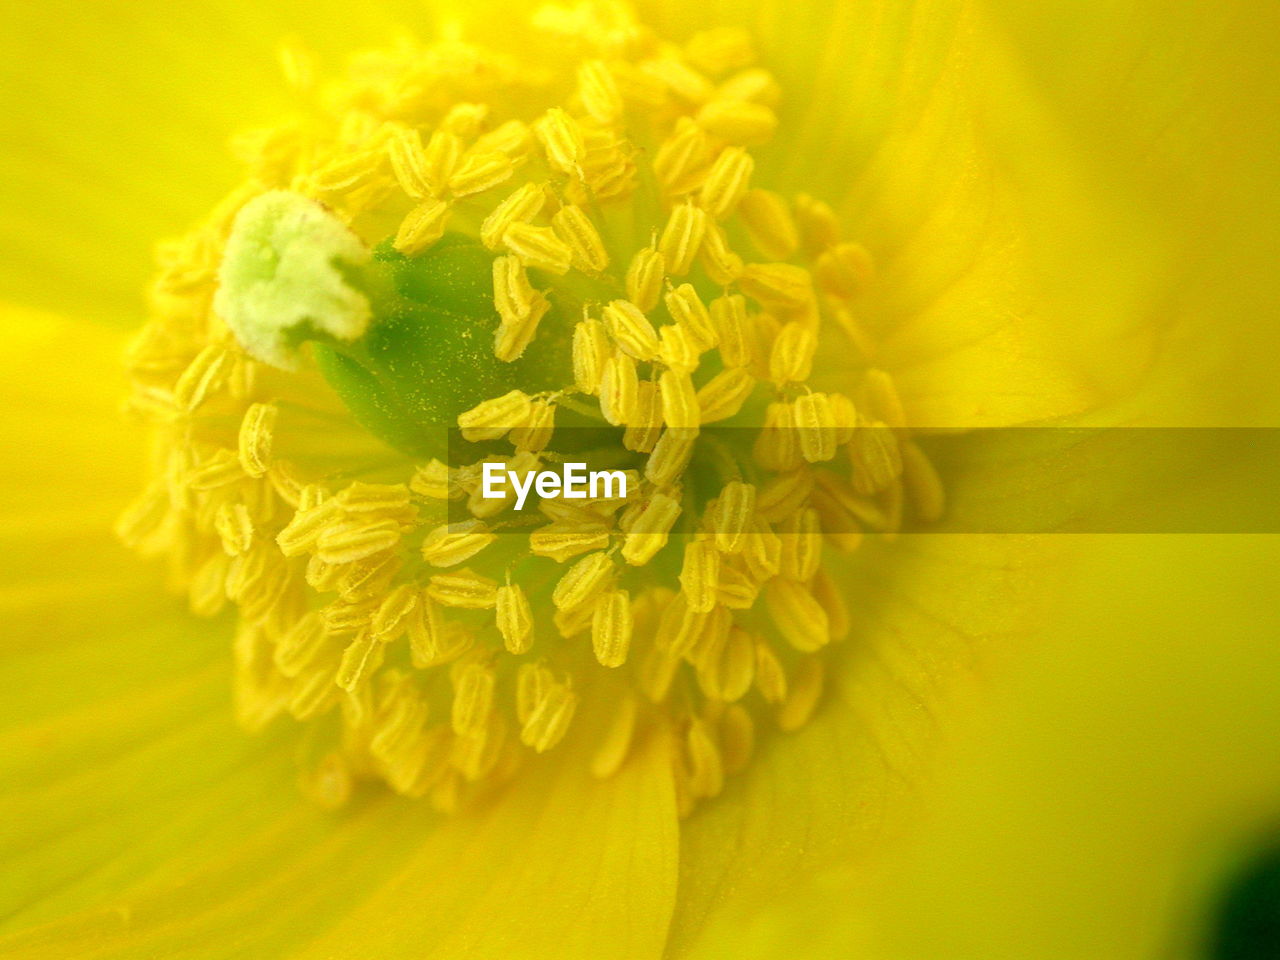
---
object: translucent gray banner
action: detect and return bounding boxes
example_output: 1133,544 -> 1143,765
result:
437,427 -> 1280,533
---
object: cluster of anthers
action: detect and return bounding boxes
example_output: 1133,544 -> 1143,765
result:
117,1 -> 944,815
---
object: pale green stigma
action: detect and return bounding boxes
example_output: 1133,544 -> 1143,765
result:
215,190 -> 372,370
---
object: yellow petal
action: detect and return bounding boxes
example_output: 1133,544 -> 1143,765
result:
667,531 -> 1055,957
0,311 -> 679,959
0,1 -> 444,323
669,536 -> 1280,960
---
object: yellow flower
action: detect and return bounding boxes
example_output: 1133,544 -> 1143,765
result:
1,1 -> 1278,958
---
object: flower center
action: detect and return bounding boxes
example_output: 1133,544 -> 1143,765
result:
117,0 -> 943,815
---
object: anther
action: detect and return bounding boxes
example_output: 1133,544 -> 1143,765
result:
696,368 -> 756,423
699,146 -> 754,220
659,202 -> 708,276
495,583 -> 536,654
625,247 -> 665,312
481,182 -> 547,250
502,222 -> 573,275
603,299 -> 660,361
765,579 -> 829,652
420,519 -> 497,567
621,492 -> 681,565
738,189 -> 800,260
599,354 -> 639,426
237,402 -> 278,478
394,199 -> 450,255
591,589 -> 633,667
552,551 -> 615,610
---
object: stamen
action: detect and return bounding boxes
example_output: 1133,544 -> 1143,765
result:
451,659 -> 496,737
552,551 -> 615,611
573,317 -> 610,394
794,193 -> 841,254
700,221 -> 744,284
709,294 -> 753,368
214,502 -> 255,556
370,584 -> 420,642
174,345 -> 233,411
718,67 -> 781,107
740,261 -> 814,309
502,222 -> 573,275
578,60 -> 623,124
685,27 -> 756,76
658,369 -> 701,434
753,402 -> 801,472
685,717 -> 724,798
644,430 -> 695,487
779,507 -> 823,582
529,522 -> 612,562
757,467 -> 814,523
238,402 -> 278,478
861,368 -> 907,430
793,392 -> 839,464
710,481 -> 756,554
316,517 -> 402,565
743,517 -> 782,580
623,382 -> 663,453
679,540 -> 721,613
420,520 -> 496,567
511,399 -> 556,453
815,241 -> 875,297
658,323 -> 701,374
482,182 -> 548,250
551,205 -> 610,272
699,146 -> 754,220
765,579 -> 830,652
517,661 -> 577,751
777,657 -> 825,731
121,4 -> 942,814
656,594 -> 708,658
421,130 -> 463,192
428,570 -> 499,609
474,119 -> 534,158
696,368 -> 755,423
496,583 -> 536,654
658,202 -> 707,276
599,354 -> 639,425
754,639 -> 788,704
621,492 -> 680,565
902,440 -> 946,522
603,300 -> 660,361
769,321 -> 817,385
521,680 -> 577,753
625,247 -> 666,312
457,390 -> 532,441
696,625 -> 755,702
695,99 -> 777,145
394,199 -> 451,255
386,125 -> 434,200
533,107 -> 586,177
850,420 -> 903,494
591,589 -> 633,667
336,632 -> 382,691
738,189 -> 799,260
664,284 -> 717,349
448,151 -> 516,197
